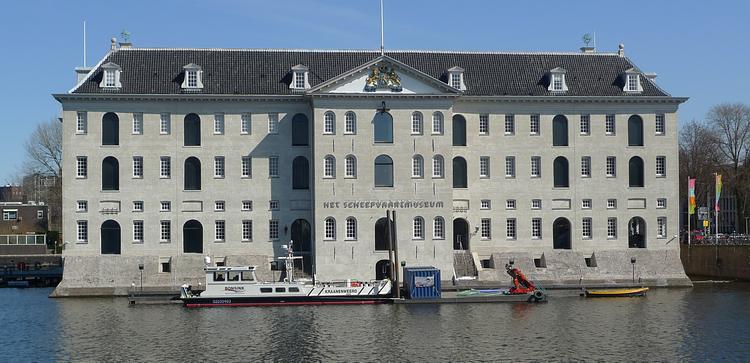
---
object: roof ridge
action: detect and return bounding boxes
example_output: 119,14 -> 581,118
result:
114,47 -> 621,56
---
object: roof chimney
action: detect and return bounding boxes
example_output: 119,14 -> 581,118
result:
644,72 -> 658,81
580,46 -> 596,53
110,37 -> 117,50
119,41 -> 133,49
74,67 -> 92,83
618,43 -> 625,57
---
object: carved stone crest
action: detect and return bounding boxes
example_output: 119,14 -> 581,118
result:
365,64 -> 402,92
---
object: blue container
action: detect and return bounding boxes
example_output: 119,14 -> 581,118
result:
403,266 -> 441,299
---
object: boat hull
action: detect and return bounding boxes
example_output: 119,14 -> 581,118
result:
584,287 -> 649,297
182,295 -> 392,307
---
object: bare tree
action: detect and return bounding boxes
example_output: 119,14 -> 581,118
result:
24,118 -> 62,177
679,119 -> 722,232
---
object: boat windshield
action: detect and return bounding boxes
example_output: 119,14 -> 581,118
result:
241,271 -> 255,281
227,271 -> 240,281
213,272 -> 225,281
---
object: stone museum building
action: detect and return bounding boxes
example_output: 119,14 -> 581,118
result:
53,41 -> 690,294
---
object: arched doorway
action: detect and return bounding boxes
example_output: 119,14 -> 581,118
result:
375,217 -> 390,251
102,156 -> 119,191
184,157 -> 201,190
629,217 -> 646,248
101,220 -> 121,255
553,217 -> 571,249
183,220 -> 203,254
291,219 -> 312,274
375,259 -> 392,280
453,218 -> 469,250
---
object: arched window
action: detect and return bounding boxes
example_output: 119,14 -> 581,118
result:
373,112 -> 393,143
432,155 -> 444,178
101,156 -> 119,191
100,220 -> 121,254
292,113 -> 309,146
102,112 -> 119,146
412,155 -> 424,178
432,112 -> 444,134
323,155 -> 336,178
345,155 -> 357,178
453,115 -> 467,146
629,156 -> 644,187
345,217 -> 357,240
433,217 -> 445,239
374,155 -> 393,187
413,217 -> 424,239
345,111 -> 357,134
292,156 -> 309,189
411,112 -> 423,135
323,111 -> 336,135
184,113 -> 201,146
553,115 -> 568,146
324,217 -> 336,240
553,156 -> 569,188
628,115 -> 644,146
375,217 -> 390,251
453,157 -> 467,188
184,157 -> 201,190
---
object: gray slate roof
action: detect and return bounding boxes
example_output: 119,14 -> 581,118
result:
72,48 -> 669,97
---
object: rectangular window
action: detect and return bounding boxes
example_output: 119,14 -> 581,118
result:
214,156 -> 225,178
268,113 -> 278,134
582,199 -> 592,209
133,201 -> 143,212
433,218 -> 444,239
656,114 -> 665,135
481,218 -> 491,239
506,199 -> 516,210
504,114 -> 515,135
77,220 -> 88,242
241,156 -> 252,178
552,74 -> 563,91
76,111 -> 87,134
160,201 -> 171,212
160,113 -> 170,134
186,70 -> 197,88
412,218 -> 423,240
214,114 -> 225,134
2,210 -> 17,220
657,217 -> 667,238
656,156 -> 666,177
215,201 -> 225,212
607,218 -> 617,239
215,220 -> 225,241
242,200 -> 253,211
479,114 -> 489,135
269,156 -> 279,177
132,113 -> 143,135
160,157 -> 171,178
132,156 -> 143,178
346,219 -> 357,240
605,114 -> 616,135
133,220 -> 144,243
506,218 -> 517,240
627,74 -> 638,91
269,219 -> 279,240
657,198 -> 667,209
104,70 -> 116,87
606,156 -> 616,177
450,73 -> 461,88
345,112 -> 357,134
479,156 -> 490,178
76,200 -> 88,212
269,200 -> 279,210
530,114 -> 540,135
160,220 -> 171,242
505,156 -> 515,178
530,156 -> 541,178
581,156 -> 591,177
607,199 -> 617,209
294,72 -> 305,89
480,200 -> 491,210
242,220 -> 253,241
531,199 -> 542,210
241,113 -> 251,134
582,218 -> 592,239
76,156 -> 87,178
580,114 -> 590,135
531,218 -> 542,239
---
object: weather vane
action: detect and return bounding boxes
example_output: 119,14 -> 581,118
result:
582,33 -> 592,47
121,29 -> 131,43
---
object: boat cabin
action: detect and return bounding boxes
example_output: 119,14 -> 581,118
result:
206,266 -> 258,284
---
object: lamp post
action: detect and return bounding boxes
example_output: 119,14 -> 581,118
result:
630,257 -> 636,284
138,263 -> 144,292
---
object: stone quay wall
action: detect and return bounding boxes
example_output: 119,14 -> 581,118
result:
680,244 -> 750,281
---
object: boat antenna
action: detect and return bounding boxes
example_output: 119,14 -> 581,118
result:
380,0 -> 384,56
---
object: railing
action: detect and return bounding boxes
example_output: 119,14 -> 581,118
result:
0,234 -> 46,245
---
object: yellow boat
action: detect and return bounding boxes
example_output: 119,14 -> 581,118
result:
584,287 -> 649,297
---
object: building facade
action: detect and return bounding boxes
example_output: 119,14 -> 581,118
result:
54,44 -> 690,295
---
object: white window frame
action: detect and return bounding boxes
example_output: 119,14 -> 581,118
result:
215,201 -> 225,212
345,112 -> 357,135
530,114 -> 540,135
132,113 -> 143,135
607,218 -> 617,239
605,114 -> 616,135
160,201 -> 171,212
345,155 -> 357,178
582,199 -> 592,209
214,114 -> 225,135
655,114 -> 666,135
269,200 -> 279,210
581,156 -> 591,178
657,198 -> 667,209
656,156 -> 666,177
133,201 -> 144,212
530,156 -> 541,178
132,156 -> 143,178
506,199 -> 516,210
505,156 -> 516,178
76,111 -> 87,134
580,114 -> 590,135
242,220 -> 253,241
242,200 -> 253,211
479,156 -> 490,178
413,217 -> 424,240
77,220 -> 88,242
241,156 -> 252,178
432,155 -> 444,178
133,220 -> 144,243
506,218 -> 517,240
324,217 -> 336,240
479,114 -> 489,135
214,156 -> 225,178
160,156 -> 171,178
433,217 -> 445,239
607,199 -> 617,209
324,112 -> 336,135
582,218 -> 592,239
480,200 -> 491,210
480,218 -> 491,239
531,199 -> 542,210
269,219 -> 279,240
411,112 -> 423,135
432,112 -> 444,135
215,220 -> 226,242
160,113 -> 171,135
606,156 -> 616,177
324,156 -> 336,178
412,155 -> 424,178
269,156 -> 279,178
76,200 -> 88,212
504,114 -> 515,135
657,217 -> 667,238
531,218 -> 542,239
76,156 -> 87,178
241,113 -> 251,134
345,217 -> 357,240
160,220 -> 171,242
268,113 -> 279,134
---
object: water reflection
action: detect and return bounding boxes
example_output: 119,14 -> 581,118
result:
2,285 -> 749,361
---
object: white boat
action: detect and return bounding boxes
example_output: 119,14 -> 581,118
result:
180,243 -> 393,307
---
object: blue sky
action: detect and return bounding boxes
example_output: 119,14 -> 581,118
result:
0,0 -> 746,183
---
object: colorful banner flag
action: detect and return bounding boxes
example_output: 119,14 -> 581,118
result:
715,174 -> 723,212
688,178 -> 696,215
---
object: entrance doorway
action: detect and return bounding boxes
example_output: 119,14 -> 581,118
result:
291,219 -> 313,274
629,217 -> 646,248
183,220 -> 203,254
453,218 -> 469,250
553,217 -> 571,249
100,220 -> 121,255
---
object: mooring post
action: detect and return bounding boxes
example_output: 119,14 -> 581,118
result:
393,210 -> 400,299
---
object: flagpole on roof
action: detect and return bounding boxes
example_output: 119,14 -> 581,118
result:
380,0 -> 384,56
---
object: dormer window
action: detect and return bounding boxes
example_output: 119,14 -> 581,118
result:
623,68 -> 643,93
181,63 -> 203,90
99,62 -> 122,89
290,64 -> 310,90
547,67 -> 568,92
447,66 -> 466,90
